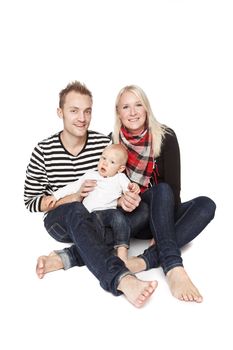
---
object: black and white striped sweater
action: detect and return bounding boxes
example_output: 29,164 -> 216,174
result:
24,130 -> 111,212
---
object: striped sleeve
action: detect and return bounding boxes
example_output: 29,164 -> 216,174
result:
24,144 -> 50,212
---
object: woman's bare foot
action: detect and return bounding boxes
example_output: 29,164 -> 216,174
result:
149,238 -> 156,246
117,246 -> 128,262
166,266 -> 203,303
117,274 -> 158,308
124,257 -> 147,273
36,252 -> 64,279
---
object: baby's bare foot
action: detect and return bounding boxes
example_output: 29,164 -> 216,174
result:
166,266 -> 203,303
125,257 -> 147,273
36,251 -> 64,279
117,274 -> 158,308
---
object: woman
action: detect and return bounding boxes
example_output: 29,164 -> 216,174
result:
113,85 -> 216,302
36,85 -> 216,303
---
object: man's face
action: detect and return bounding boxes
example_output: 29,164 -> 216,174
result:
58,91 -> 92,138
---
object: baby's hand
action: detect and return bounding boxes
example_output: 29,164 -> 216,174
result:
128,182 -> 140,194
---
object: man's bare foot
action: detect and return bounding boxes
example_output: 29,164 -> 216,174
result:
36,252 -> 64,279
166,266 -> 203,303
125,257 -> 147,273
117,274 -> 158,308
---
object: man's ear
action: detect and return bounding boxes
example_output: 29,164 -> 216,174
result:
118,165 -> 126,173
57,108 -> 63,119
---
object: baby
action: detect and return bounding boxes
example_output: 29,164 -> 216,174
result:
45,144 -> 140,262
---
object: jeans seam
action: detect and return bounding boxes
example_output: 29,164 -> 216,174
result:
116,271 -> 135,289
54,249 -> 72,270
164,262 -> 183,275
114,243 -> 129,249
137,254 -> 149,270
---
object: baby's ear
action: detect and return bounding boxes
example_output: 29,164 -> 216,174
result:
118,165 -> 126,173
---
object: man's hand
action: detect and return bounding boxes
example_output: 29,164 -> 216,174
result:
118,191 -> 141,212
77,179 -> 97,199
44,195 -> 57,209
40,195 -> 57,212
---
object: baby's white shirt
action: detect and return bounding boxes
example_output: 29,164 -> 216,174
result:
53,170 -> 130,212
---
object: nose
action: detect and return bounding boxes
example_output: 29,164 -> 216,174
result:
77,111 -> 85,121
130,106 -> 136,115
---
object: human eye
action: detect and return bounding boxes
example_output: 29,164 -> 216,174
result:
70,108 -> 78,113
122,105 -> 129,110
85,108 -> 92,115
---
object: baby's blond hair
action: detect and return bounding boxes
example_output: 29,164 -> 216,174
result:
104,144 -> 128,165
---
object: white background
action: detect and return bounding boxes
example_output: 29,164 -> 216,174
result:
1,0 -> 232,349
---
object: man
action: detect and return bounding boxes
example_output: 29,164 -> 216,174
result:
24,81 -> 157,308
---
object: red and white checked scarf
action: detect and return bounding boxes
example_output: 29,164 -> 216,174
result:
119,127 -> 154,192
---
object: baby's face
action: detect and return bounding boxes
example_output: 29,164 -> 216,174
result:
98,148 -> 125,177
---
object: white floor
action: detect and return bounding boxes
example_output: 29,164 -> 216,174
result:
2,196 -> 232,350
1,1 -> 232,348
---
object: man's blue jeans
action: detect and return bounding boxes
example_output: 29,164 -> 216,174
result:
44,202 -> 130,296
44,183 -> 216,288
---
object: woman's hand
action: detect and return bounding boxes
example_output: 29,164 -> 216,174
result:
118,191 -> 141,212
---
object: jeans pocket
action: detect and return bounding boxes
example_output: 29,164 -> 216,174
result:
47,222 -> 71,243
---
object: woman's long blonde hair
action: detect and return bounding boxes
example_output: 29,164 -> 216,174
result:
113,85 -> 168,158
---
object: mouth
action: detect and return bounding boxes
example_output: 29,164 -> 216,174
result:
73,123 -> 87,128
128,117 -> 140,122
100,167 -> 106,172
99,167 -> 107,175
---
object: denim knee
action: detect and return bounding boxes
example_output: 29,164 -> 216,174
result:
68,201 -> 89,216
152,182 -> 174,200
196,196 -> 216,222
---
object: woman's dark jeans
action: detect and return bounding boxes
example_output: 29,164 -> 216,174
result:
137,183 -> 216,273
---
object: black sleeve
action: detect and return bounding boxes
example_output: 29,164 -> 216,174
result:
157,129 -> 181,208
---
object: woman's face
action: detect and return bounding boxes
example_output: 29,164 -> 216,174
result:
117,91 -> 147,135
